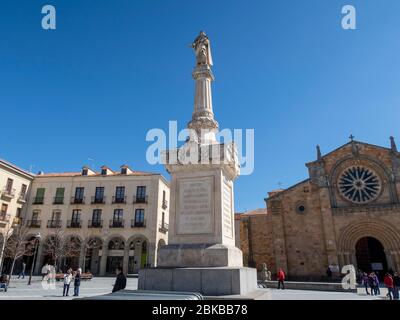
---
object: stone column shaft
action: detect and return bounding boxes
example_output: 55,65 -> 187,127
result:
99,250 -> 107,276
194,74 -> 213,116
147,243 -> 156,268
123,248 -> 129,275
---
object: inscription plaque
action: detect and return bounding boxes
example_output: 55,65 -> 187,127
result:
177,177 -> 214,234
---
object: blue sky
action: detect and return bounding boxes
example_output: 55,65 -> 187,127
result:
1,0 -> 400,212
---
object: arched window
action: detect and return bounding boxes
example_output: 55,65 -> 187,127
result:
108,238 -> 125,250
87,238 -> 102,250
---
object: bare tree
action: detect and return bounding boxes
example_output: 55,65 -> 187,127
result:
62,236 -> 81,270
42,228 -> 66,272
3,225 -> 33,285
42,229 -> 82,273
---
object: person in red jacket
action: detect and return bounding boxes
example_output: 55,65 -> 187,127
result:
384,273 -> 394,300
277,268 -> 286,290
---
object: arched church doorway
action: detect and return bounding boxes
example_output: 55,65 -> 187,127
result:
356,237 -> 388,277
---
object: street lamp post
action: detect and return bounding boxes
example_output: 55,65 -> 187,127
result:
28,233 -> 41,285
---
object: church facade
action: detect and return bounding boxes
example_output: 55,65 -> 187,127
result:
239,138 -> 400,280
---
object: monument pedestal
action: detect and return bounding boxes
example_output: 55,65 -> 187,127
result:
157,243 -> 243,268
138,267 -> 257,296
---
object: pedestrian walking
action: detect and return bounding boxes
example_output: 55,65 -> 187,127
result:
277,268 -> 286,290
63,269 -> 73,296
372,272 -> 380,295
362,272 -> 370,295
384,273 -> 394,300
112,266 -> 127,293
393,272 -> 400,300
73,268 -> 81,296
368,272 -> 376,296
326,266 -> 332,279
18,262 -> 26,279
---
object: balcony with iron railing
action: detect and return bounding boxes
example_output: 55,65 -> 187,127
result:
0,213 -> 10,224
91,196 -> 106,204
17,192 -> 27,203
67,220 -> 82,228
162,199 -> 168,209
131,219 -> 146,228
1,187 -> 16,200
88,220 -> 103,228
26,220 -> 41,228
159,221 -> 169,233
53,196 -> 64,205
70,196 -> 85,204
33,196 -> 44,205
109,219 -> 124,228
47,220 -> 62,228
133,195 -> 148,204
112,196 -> 126,204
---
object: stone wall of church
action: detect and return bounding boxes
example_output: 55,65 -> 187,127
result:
268,182 -> 330,280
239,213 -> 276,273
240,141 -> 400,280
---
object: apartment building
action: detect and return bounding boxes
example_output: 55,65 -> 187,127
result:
0,161 -> 170,276
0,159 -> 34,271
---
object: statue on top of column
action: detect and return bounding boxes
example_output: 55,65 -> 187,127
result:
191,31 -> 213,67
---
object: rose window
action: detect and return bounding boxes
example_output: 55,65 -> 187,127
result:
338,166 -> 381,203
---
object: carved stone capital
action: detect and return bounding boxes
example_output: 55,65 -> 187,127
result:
192,67 -> 214,81
188,116 -> 219,132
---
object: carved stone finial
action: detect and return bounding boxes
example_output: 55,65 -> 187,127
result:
316,145 -> 322,161
390,136 -> 398,153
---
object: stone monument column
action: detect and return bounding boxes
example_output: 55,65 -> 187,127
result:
138,32 -> 258,296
